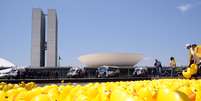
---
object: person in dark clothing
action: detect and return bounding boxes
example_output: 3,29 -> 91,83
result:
170,57 -> 176,76
154,59 -> 162,76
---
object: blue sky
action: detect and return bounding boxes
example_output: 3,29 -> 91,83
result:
0,0 -> 201,66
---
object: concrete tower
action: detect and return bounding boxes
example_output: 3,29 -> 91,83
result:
31,8 -> 46,67
47,9 -> 58,67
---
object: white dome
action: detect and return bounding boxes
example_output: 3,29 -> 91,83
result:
78,53 -> 143,67
0,58 -> 15,67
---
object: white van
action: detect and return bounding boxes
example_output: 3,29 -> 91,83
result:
0,67 -> 18,79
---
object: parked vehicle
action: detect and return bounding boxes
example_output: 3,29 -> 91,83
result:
66,67 -> 86,78
96,66 -> 120,78
133,67 -> 148,77
0,67 -> 18,79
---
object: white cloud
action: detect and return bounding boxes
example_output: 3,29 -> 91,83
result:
177,1 -> 201,13
177,4 -> 192,12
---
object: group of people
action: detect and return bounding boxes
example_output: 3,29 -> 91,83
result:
154,43 -> 201,77
154,56 -> 176,76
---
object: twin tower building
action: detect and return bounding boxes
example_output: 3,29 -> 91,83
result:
31,8 -> 58,67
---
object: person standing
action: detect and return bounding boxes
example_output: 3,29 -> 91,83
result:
185,44 -> 201,77
185,44 -> 200,66
169,57 -> 176,76
154,59 -> 162,76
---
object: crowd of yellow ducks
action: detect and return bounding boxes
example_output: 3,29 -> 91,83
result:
0,79 -> 201,101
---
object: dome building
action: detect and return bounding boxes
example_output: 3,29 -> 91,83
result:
78,53 -> 143,68
0,58 -> 16,67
